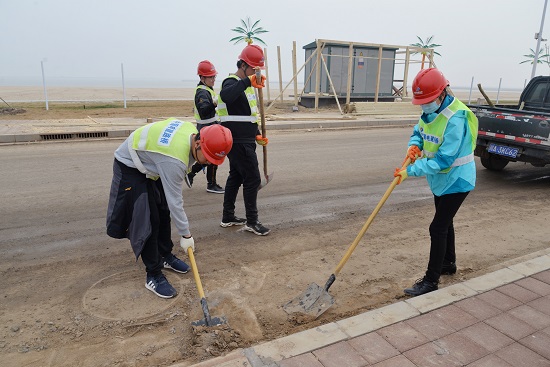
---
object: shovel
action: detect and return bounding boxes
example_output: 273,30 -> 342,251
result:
283,158 -> 411,319
255,68 -> 273,190
187,247 -> 227,327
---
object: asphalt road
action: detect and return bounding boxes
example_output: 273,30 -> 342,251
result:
0,127 -> 413,263
2,126 -> 549,267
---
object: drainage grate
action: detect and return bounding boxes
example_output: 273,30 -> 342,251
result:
41,133 -> 74,140
40,132 -> 109,141
76,132 -> 108,139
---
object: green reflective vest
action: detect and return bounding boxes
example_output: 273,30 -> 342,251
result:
194,85 -> 219,124
217,74 -> 259,123
129,118 -> 197,178
418,98 -> 478,173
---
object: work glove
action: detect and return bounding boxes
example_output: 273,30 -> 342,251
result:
394,167 -> 408,185
256,135 -> 269,146
180,235 -> 195,253
248,74 -> 266,89
402,145 -> 422,166
212,97 -> 218,107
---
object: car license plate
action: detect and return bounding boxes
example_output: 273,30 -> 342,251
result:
487,143 -> 519,158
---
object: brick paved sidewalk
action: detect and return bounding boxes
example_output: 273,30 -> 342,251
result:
279,269 -> 550,367
181,252 -> 550,367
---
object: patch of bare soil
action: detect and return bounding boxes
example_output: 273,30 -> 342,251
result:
0,100 -> 312,121
2,180 -> 549,367
0,108 -> 26,115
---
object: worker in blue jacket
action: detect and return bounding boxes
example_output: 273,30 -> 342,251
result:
394,68 -> 478,296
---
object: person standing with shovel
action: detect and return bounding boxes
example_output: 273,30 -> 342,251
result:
394,68 -> 478,297
217,44 -> 270,236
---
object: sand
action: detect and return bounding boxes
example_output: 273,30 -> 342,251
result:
0,85 -> 521,104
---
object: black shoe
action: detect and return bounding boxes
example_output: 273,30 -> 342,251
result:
220,216 -> 247,227
206,183 -> 224,194
404,277 -> 438,297
441,261 -> 457,275
162,253 -> 190,274
145,273 -> 177,299
244,222 -> 270,236
185,173 -> 194,188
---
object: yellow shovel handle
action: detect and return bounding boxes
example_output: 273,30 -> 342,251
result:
333,157 -> 411,276
187,248 -> 205,299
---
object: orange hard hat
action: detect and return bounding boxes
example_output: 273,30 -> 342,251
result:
199,124 -> 233,165
197,60 -> 217,77
411,68 -> 449,105
238,44 -> 265,69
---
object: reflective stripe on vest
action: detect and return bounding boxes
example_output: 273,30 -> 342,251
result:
129,118 -> 197,178
418,98 -> 478,173
217,74 -> 258,123
194,85 -> 219,124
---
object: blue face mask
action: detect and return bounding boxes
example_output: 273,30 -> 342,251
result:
421,100 -> 440,114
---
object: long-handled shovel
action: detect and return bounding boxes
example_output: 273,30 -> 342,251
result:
283,158 -> 412,319
187,247 -> 227,327
255,69 -> 273,190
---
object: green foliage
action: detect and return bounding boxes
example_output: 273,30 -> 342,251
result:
520,46 -> 550,66
83,104 -> 119,109
229,17 -> 268,46
409,35 -> 442,56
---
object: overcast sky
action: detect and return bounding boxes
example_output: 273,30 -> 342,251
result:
1,0 -> 549,90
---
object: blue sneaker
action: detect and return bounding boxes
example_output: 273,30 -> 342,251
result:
145,273 -> 177,299
163,254 -> 190,274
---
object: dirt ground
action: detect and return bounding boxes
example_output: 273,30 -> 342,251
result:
0,99 -> 313,122
1,104 -> 549,367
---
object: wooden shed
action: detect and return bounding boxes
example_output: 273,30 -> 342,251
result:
299,39 -> 434,110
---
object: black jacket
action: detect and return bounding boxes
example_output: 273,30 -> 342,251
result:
194,82 -> 217,120
219,76 -> 260,143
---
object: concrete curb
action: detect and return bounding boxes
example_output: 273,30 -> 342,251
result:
0,117 -> 417,145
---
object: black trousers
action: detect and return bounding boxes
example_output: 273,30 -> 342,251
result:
222,142 -> 261,224
141,179 -> 175,276
425,191 -> 469,282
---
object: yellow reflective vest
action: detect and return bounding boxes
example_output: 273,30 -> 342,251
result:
194,85 -> 219,124
128,118 -> 197,178
418,98 -> 478,173
217,74 -> 259,123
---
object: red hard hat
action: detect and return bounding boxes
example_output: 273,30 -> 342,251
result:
199,124 -> 233,165
411,68 -> 449,105
197,60 -> 217,77
238,44 -> 265,69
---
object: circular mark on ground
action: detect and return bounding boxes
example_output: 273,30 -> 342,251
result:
82,270 -> 187,321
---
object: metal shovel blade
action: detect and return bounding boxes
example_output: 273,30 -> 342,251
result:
258,172 -> 274,191
191,315 -> 228,327
191,298 -> 228,327
282,282 -> 335,318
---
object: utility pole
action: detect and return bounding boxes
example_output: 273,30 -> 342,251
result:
532,0 -> 549,79
41,59 -> 49,111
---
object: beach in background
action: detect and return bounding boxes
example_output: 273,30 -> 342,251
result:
0,85 -> 522,104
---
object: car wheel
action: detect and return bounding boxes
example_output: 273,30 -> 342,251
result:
480,153 -> 509,171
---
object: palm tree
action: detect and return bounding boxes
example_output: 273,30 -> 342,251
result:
520,46 -> 550,66
229,17 -> 268,46
410,36 -> 442,69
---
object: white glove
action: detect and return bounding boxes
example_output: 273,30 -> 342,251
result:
180,236 -> 195,253
213,97 -> 218,107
